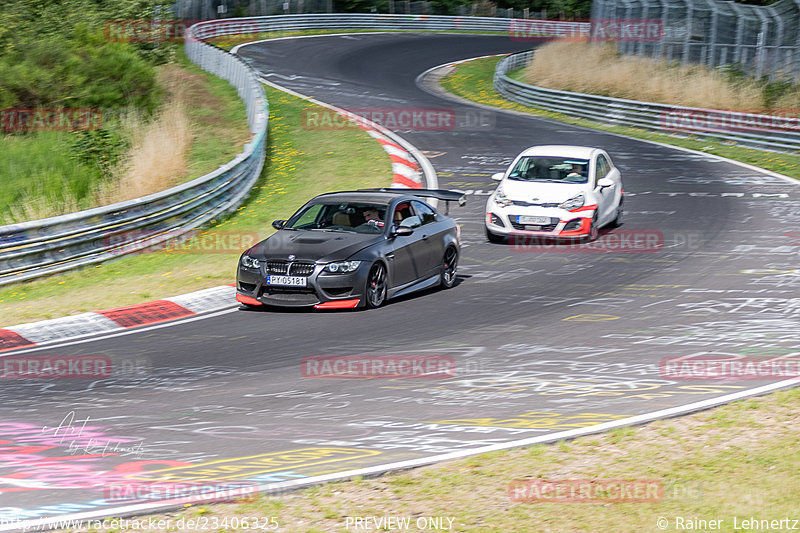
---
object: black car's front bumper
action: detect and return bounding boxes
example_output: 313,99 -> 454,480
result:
236,261 -> 370,308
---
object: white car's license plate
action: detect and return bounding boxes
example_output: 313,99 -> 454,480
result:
266,275 -> 307,287
517,215 -> 550,225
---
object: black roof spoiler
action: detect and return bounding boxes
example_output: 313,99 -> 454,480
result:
358,188 -> 466,213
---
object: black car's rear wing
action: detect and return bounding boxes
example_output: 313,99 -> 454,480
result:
359,188 -> 466,213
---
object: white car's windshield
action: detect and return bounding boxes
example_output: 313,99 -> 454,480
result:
507,156 -> 589,184
285,201 -> 389,234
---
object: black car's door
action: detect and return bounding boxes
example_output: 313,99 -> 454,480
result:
410,200 -> 446,278
387,202 -> 425,287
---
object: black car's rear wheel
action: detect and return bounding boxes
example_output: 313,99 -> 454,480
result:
440,246 -> 458,289
365,262 -> 387,308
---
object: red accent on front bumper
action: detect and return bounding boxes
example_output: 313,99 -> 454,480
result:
236,294 -> 263,306
569,204 -> 598,213
559,217 -> 593,237
314,299 -> 361,309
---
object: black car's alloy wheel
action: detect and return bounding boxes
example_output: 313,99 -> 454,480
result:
440,246 -> 458,289
365,263 -> 387,308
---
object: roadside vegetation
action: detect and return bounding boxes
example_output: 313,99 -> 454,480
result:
63,387 -> 800,532
521,40 -> 800,111
0,0 -> 249,224
440,55 -> 800,180
0,85 -> 392,326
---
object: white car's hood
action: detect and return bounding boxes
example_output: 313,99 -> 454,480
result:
500,179 -> 587,203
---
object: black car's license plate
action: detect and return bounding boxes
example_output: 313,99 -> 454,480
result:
266,275 -> 307,287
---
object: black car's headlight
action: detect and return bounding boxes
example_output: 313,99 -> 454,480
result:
241,255 -> 261,268
324,260 -> 362,273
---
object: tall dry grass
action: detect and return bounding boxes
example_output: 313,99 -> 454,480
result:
98,68 -> 192,203
524,40 -> 769,110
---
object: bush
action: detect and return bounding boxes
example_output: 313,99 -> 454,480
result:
0,29 -> 161,113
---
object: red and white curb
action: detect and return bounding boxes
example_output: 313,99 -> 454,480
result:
365,129 -> 423,189
0,285 -> 237,353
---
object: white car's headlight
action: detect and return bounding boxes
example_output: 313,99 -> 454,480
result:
559,194 -> 585,211
241,255 -> 260,268
493,186 -> 512,207
324,260 -> 362,273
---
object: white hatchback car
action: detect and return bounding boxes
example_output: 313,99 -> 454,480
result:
485,145 -> 623,242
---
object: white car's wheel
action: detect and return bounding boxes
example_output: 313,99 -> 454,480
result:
585,213 -> 599,242
609,194 -> 624,228
486,227 -> 505,243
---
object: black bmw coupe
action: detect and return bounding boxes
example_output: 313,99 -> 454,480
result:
236,189 -> 464,310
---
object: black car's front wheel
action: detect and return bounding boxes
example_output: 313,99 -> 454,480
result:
365,262 -> 387,308
440,246 -> 458,289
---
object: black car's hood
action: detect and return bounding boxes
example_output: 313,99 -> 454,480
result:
250,229 -> 384,262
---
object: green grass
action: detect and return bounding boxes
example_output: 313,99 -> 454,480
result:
439,56 -> 800,180
71,387 -> 799,532
0,131 -> 102,225
0,85 -> 392,327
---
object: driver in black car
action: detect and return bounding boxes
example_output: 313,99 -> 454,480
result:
359,206 -> 385,230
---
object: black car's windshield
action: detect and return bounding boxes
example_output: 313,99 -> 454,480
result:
285,201 -> 389,234
507,156 -> 589,183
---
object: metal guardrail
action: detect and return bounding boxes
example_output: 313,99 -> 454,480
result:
187,13 -> 586,39
0,24 -> 268,286
494,50 -> 800,154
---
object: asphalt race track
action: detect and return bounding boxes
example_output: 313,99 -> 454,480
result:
1,33 -> 799,527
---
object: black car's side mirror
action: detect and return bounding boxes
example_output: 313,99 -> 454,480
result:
391,225 -> 414,237
272,220 -> 286,230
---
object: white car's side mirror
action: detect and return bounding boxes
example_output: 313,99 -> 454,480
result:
597,177 -> 615,189
491,172 -> 504,181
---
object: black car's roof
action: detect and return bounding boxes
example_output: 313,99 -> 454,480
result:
312,191 -> 418,205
